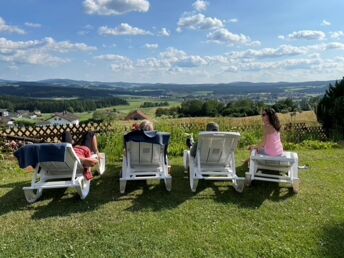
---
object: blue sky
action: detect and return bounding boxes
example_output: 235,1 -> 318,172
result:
0,0 -> 344,83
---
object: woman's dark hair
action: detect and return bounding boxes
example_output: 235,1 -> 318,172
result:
264,108 -> 281,131
61,131 -> 73,144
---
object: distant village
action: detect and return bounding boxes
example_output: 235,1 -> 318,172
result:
0,109 -> 150,128
0,109 -> 80,128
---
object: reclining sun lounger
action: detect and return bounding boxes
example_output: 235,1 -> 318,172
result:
14,143 -> 105,203
184,131 -> 244,193
245,149 -> 299,193
120,131 -> 171,193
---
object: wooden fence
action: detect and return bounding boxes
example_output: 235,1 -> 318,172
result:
0,123 -> 112,145
0,121 -> 328,150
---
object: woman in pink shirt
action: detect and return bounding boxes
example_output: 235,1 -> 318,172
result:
255,108 -> 283,156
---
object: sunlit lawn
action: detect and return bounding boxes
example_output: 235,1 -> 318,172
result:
0,149 -> 343,257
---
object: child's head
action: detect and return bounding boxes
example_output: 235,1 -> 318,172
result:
206,122 -> 219,131
262,108 -> 281,131
140,120 -> 154,131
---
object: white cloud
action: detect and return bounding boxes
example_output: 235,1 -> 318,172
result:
0,37 -> 96,66
95,54 -> 132,63
0,51 -> 69,65
43,37 -> 97,52
207,28 -> 251,45
83,0 -> 149,15
0,17 -> 25,35
177,13 -> 224,32
86,42 -> 344,83
24,22 -> 42,28
330,31 -> 344,39
144,43 -> 159,49
325,42 -> 344,50
278,35 -> 285,40
230,44 -> 308,59
287,30 -> 326,40
78,24 -> 94,36
192,0 -> 209,12
99,23 -> 152,36
321,20 -> 331,26
247,40 -> 261,47
158,27 -> 170,37
229,18 -> 238,23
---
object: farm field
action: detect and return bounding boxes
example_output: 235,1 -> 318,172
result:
0,148 -> 343,257
75,98 -> 181,121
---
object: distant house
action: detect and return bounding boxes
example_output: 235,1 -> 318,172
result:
0,109 -> 9,117
46,112 -> 80,126
0,117 -> 14,128
34,110 -> 42,116
125,110 -> 150,121
16,110 -> 30,118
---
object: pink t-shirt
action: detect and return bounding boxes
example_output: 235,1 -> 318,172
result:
264,131 -> 283,156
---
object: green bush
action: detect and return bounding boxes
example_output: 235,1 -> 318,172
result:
98,121 -> 340,160
284,140 -> 340,150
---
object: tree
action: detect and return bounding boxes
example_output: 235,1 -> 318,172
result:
180,100 -> 203,117
272,98 -> 297,113
201,100 -> 224,117
316,77 -> 344,138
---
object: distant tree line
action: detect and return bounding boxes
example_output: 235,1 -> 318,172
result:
140,101 -> 169,108
0,96 -> 128,113
156,97 -> 318,118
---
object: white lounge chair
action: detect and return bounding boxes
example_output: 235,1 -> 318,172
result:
120,132 -> 171,193
184,132 -> 244,193
15,143 -> 105,203
245,149 -> 299,193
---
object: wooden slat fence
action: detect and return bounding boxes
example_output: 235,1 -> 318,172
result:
0,123 -> 112,145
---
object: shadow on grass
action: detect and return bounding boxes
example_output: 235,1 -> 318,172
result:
210,162 -> 296,209
122,162 -> 295,212
31,163 -> 121,220
0,181 -> 30,216
0,161 -> 296,217
121,164 -> 200,212
320,223 -> 344,257
0,163 -> 121,219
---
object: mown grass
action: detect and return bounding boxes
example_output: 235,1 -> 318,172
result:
1,148 -> 344,257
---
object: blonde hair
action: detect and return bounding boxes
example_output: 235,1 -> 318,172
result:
140,120 -> 154,131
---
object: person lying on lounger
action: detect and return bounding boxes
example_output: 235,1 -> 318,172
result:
61,131 -> 100,181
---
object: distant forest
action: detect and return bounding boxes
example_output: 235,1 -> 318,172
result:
156,98 -> 319,118
0,96 -> 128,113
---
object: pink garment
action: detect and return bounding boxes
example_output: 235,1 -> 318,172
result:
264,131 -> 283,156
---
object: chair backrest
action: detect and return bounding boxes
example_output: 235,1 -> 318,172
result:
39,144 -> 83,173
126,141 -> 163,166
125,132 -> 170,167
197,132 -> 240,165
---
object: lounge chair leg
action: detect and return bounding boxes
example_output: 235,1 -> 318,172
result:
292,179 -> 300,194
24,188 -> 43,203
76,177 -> 90,200
234,180 -> 244,193
120,179 -> 127,194
164,177 -> 172,192
245,173 -> 252,187
190,177 -> 198,192
183,150 -> 190,172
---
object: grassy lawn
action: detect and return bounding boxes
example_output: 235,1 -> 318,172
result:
0,149 -> 344,257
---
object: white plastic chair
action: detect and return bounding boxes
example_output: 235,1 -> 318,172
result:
184,132 -> 244,193
245,149 -> 299,193
120,133 -> 171,193
21,143 -> 105,203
